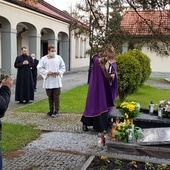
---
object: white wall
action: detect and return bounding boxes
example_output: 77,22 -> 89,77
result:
122,42 -> 170,73
142,47 -> 170,72
70,30 -> 90,69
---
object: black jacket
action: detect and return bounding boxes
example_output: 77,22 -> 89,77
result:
0,85 -> 11,139
0,86 -> 11,118
31,59 -> 39,77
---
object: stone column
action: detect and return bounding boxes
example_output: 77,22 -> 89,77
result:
48,39 -> 57,49
29,34 -> 41,60
1,28 -> 17,76
62,40 -> 69,70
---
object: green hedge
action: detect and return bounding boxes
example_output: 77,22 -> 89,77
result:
127,50 -> 151,86
115,50 -> 151,101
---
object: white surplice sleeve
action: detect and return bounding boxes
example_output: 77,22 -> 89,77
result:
58,55 -> 66,78
37,57 -> 48,80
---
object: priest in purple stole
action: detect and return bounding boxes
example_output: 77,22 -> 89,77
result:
81,44 -> 118,132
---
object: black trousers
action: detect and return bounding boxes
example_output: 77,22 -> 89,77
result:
81,112 -> 109,132
32,74 -> 37,89
46,88 -> 61,112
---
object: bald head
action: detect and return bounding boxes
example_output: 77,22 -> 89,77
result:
31,53 -> 35,59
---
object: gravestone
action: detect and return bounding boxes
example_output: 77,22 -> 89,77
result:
108,108 -> 170,145
108,108 -> 170,160
164,78 -> 170,83
137,127 -> 170,145
108,108 -> 170,128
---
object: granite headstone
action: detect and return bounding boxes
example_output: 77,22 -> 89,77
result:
137,127 -> 170,145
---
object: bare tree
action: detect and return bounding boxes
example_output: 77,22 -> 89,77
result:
71,0 -> 170,56
123,0 -> 170,56
70,0 -> 125,54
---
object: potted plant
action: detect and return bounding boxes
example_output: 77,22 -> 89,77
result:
159,99 -> 170,118
119,101 -> 141,123
115,119 -> 143,143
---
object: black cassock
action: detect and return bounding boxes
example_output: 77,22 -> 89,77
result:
31,58 -> 39,89
14,55 -> 34,102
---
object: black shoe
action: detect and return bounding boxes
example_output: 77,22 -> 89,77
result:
51,111 -> 59,118
82,124 -> 89,131
19,101 -> 23,104
46,111 -> 53,117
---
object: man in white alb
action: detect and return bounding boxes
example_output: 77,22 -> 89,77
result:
37,44 -> 66,117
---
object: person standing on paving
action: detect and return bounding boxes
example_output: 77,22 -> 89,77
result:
14,47 -> 34,103
81,44 -> 118,132
30,53 -> 39,92
37,44 -> 66,117
0,76 -> 13,170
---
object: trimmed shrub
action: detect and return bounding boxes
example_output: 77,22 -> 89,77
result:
115,52 -> 142,101
127,50 -> 151,86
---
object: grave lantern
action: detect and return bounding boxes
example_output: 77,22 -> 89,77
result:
158,104 -> 163,119
149,101 -> 154,115
126,124 -> 134,143
97,133 -> 102,151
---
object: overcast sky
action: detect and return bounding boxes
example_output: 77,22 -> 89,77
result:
44,0 -> 78,11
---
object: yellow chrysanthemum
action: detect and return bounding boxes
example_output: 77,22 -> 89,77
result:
101,156 -> 108,160
120,101 -> 140,119
117,126 -> 121,131
127,104 -> 135,112
131,161 -> 136,165
162,164 -> 167,168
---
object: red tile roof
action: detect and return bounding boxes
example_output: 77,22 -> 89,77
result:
40,1 -> 77,22
4,0 -> 76,23
121,10 -> 170,36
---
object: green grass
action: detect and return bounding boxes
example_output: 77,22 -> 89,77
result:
0,123 -> 41,152
14,83 -> 170,113
14,84 -> 87,113
125,84 -> 170,107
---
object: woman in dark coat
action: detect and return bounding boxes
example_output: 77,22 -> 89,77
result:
81,44 -> 118,132
14,47 -> 34,103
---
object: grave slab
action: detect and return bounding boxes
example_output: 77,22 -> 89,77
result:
107,138 -> 170,161
108,108 -> 170,128
137,127 -> 170,145
164,78 -> 170,83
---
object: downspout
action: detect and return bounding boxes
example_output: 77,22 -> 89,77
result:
68,25 -> 71,71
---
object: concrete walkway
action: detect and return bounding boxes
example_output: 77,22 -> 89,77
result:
2,71 -> 170,169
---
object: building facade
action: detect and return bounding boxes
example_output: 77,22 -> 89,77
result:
121,10 -> 170,73
0,0 -> 90,77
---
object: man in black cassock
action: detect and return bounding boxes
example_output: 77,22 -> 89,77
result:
14,47 -> 34,103
30,53 -> 39,92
